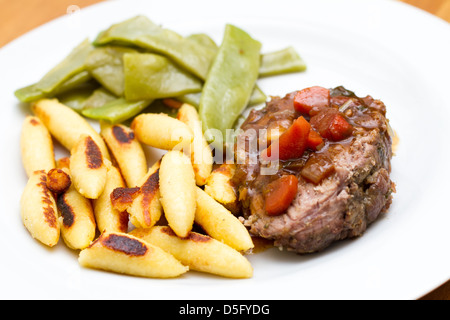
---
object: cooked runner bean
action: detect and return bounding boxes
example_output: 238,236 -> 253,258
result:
58,86 -> 117,113
36,39 -> 93,93
199,24 -> 261,143
94,16 -> 216,80
83,87 -> 117,110
85,46 -> 138,96
82,97 -> 152,124
123,53 -> 202,101
259,46 -> 307,77
16,16 -> 306,136
15,71 -> 93,103
93,15 -> 157,46
57,86 -> 98,112
178,85 -> 267,109
186,33 -> 218,52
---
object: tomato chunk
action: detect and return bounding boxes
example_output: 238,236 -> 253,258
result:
310,109 -> 353,141
329,114 -> 354,141
307,129 -> 324,150
300,154 -> 335,184
265,175 -> 299,216
262,116 -> 311,161
293,86 -> 330,115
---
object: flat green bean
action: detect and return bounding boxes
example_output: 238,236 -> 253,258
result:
199,24 -> 261,143
187,35 -> 306,78
94,16 -> 216,80
177,85 -> 266,108
57,85 -> 99,112
187,33 -> 219,52
57,86 -> 116,113
83,87 -> 117,110
93,16 -> 156,46
123,53 -> 202,101
15,16 -> 307,137
36,39 -> 93,93
178,32 -> 268,108
15,71 -> 94,103
82,97 -> 152,124
259,46 -> 307,77
85,46 -> 138,97
15,83 -> 47,103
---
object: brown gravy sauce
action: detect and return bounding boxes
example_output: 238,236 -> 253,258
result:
250,236 -> 274,254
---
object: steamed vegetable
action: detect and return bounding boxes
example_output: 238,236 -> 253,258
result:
15,15 -> 307,130
57,85 -> 100,112
259,46 -> 306,77
177,85 -> 267,109
85,46 -> 138,96
37,39 -> 94,93
123,53 -> 202,101
199,24 -> 262,143
15,70 -> 93,103
94,16 -> 216,81
82,98 -> 152,124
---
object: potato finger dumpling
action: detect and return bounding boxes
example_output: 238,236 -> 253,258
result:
20,170 -> 60,247
159,150 -> 196,237
93,164 -> 129,234
32,99 -> 110,160
100,122 -> 147,188
54,160 -> 97,250
20,116 -> 55,178
131,113 -> 193,152
79,232 -> 188,278
57,183 -> 96,250
195,187 -> 254,252
126,162 -> 162,229
176,104 -> 213,186
131,226 -> 253,279
204,164 -> 239,214
70,134 -> 107,199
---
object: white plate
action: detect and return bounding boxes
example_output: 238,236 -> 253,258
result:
1,0 -> 449,300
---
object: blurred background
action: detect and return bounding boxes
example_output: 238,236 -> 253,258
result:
0,0 -> 449,47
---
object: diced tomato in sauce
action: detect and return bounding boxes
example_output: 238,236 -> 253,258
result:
310,108 -> 353,141
265,175 -> 299,216
307,129 -> 324,151
328,114 -> 354,141
300,154 -> 335,184
293,86 -> 330,115
262,116 -> 311,161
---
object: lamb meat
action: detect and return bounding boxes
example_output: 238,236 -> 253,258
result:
233,86 -> 396,254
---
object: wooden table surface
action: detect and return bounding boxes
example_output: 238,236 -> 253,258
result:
0,0 -> 449,300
